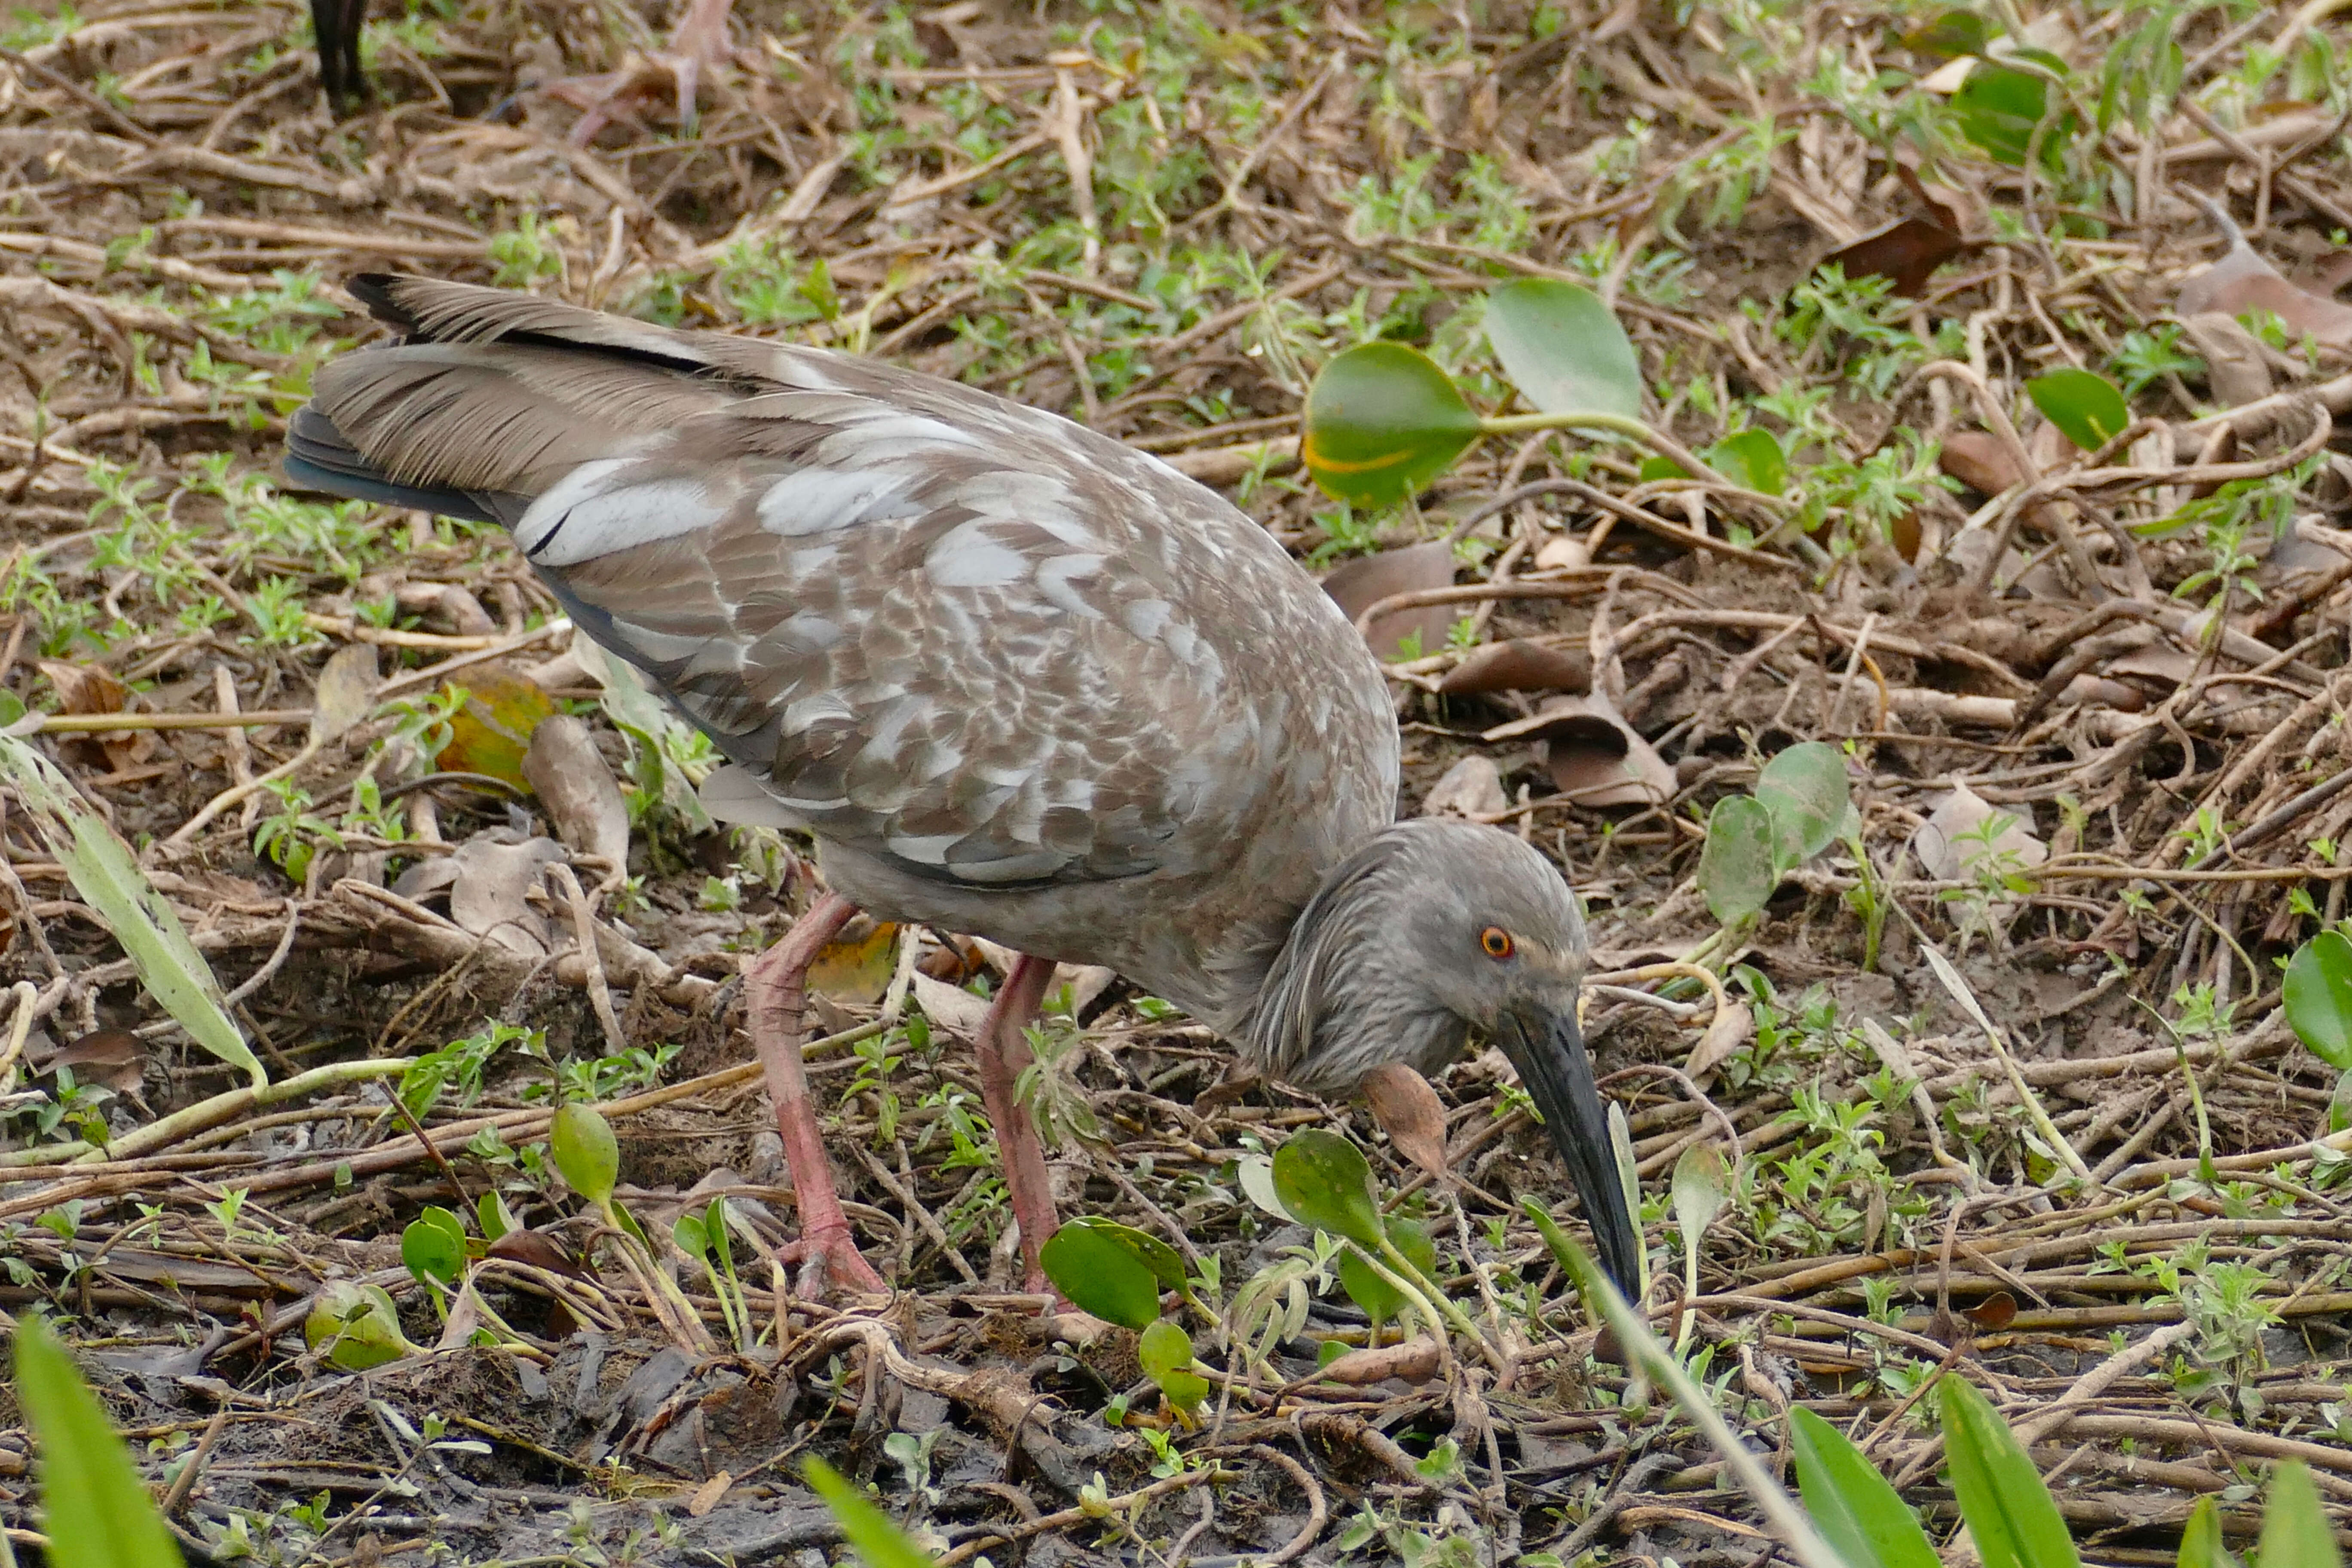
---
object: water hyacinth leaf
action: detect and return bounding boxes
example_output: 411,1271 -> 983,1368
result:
15,1316 -> 184,1568
2284,931 -> 2352,1071
802,1455 -> 934,1568
1271,1127 -> 1384,1250
1337,1215 -> 1437,1321
2258,1463 -> 2341,1568
2027,369 -> 2131,452
401,1207 -> 468,1286
1700,794 -> 1778,926
2175,1496 -> 2233,1568
1037,1220 -> 1161,1330
1755,741 -> 1853,872
1483,278 -> 1644,421
1706,429 -> 1788,495
551,1102 -> 619,1210
1138,1318 -> 1194,1380
1061,1216 -> 1187,1290
1940,1375 -> 2081,1568
1788,1406 -> 1942,1568
1301,343 -> 1481,508
0,737 -> 266,1089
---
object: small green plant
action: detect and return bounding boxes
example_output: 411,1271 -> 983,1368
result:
1037,1217 -> 1210,1419
2284,928 -> 2352,1130
674,1197 -> 754,1350
1697,741 -> 1855,933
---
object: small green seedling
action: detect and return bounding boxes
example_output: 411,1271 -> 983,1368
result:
304,1280 -> 416,1370
400,1204 -> 470,1318
1698,742 -> 1855,928
2284,928 -> 2352,1130
674,1197 -> 753,1348
1038,1216 -> 1209,1418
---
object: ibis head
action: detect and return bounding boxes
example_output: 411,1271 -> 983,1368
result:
1237,818 -> 1641,1294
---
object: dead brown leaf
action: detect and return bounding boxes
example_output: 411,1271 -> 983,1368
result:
1824,217 -> 1971,297
2177,205 -> 2352,348
1360,1061 -> 1449,1178
1484,695 -> 1674,808
1315,1335 -> 1442,1386
1436,638 -> 1590,697
1320,541 -> 1455,660
522,715 -> 629,867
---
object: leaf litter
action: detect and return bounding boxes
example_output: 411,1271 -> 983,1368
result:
0,0 -> 2350,1564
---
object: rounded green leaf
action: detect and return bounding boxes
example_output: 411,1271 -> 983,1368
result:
401,1207 -> 468,1286
1755,741 -> 1853,871
2027,369 -> 2130,452
1789,1406 -> 1942,1568
1038,1221 -> 1163,1330
1705,429 -> 1787,495
304,1282 -> 414,1371
14,1316 -> 184,1568
1484,278 -> 1643,420
478,1190 -> 518,1242
1271,1128 -> 1384,1249
2285,932 -> 2352,1071
1060,1216 -> 1187,1289
551,1102 -> 619,1208
1337,1215 -> 1436,1320
1138,1318 -> 1194,1380
1700,794 -> 1778,927
1302,343 -> 1480,508
1638,454 -> 1691,482
2256,1464 -> 2338,1568
1952,55 -> 2073,168
1940,1375 -> 2082,1568
672,1210 -> 709,1260
1156,1367 -> 1211,1414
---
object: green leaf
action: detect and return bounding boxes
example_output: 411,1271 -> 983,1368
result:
1336,1216 -> 1436,1321
1060,1216 -> 1187,1291
477,1190 -> 518,1242
551,1102 -> 619,1209
1038,1221 -> 1163,1330
2258,1463 -> 2343,1568
1904,9 -> 1992,58
1522,1197 -> 1588,1295
1788,1406 -> 1941,1568
0,736 -> 264,1089
1271,1128 -> 1384,1249
1138,1318 -> 1194,1380
1671,1144 -> 1729,1246
1755,742 -> 1853,873
2285,932 -> 2352,1071
14,1316 -> 184,1568
1939,1375 -> 2081,1568
1638,454 -> 1691,482
2177,1496 -> 2234,1568
1483,278 -> 1644,421
1156,1366 -> 1212,1412
802,1455 -> 934,1568
1302,343 -> 1481,508
2026,369 -> 2131,453
1705,429 -> 1788,495
1951,55 -> 2073,168
704,1197 -> 735,1273
401,1207 -> 468,1286
303,1282 -> 414,1371
1700,794 -> 1778,926
672,1210 -> 709,1260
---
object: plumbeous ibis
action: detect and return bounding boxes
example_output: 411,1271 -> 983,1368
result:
283,274 -> 1641,1298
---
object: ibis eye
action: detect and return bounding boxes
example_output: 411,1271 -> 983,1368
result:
1479,927 -> 1515,960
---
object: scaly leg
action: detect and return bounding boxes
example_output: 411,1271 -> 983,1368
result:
744,892 -> 886,1297
970,954 -> 1060,1295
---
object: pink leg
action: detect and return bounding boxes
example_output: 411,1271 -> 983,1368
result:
744,892 -> 886,1297
971,954 -> 1060,1295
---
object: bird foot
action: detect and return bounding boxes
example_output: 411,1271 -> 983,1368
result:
542,0 -> 733,142
776,1225 -> 888,1299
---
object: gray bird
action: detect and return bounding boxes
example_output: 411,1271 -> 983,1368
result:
284,274 -> 1640,1298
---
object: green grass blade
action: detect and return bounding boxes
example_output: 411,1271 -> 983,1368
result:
15,1316 -> 184,1568
1939,1376 -> 2081,1568
1787,1406 -> 1941,1568
2257,1463 -> 2343,1568
804,1454 -> 935,1568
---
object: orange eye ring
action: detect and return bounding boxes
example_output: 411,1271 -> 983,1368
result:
1479,927 -> 1514,960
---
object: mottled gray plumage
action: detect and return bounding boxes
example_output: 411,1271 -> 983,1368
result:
287,274 -> 1639,1291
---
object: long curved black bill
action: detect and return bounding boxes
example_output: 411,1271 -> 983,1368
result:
1499,1004 -> 1641,1296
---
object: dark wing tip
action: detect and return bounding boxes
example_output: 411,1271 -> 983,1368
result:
344,274 -> 416,328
